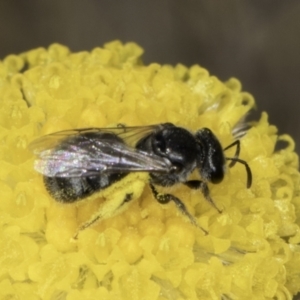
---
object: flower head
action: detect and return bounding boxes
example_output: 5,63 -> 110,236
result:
0,41 -> 300,299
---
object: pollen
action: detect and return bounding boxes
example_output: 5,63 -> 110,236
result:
0,41 -> 300,299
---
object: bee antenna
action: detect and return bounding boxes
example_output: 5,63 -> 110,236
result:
223,140 -> 240,168
226,157 -> 252,188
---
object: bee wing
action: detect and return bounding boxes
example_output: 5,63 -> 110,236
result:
30,125 -> 172,177
29,124 -> 162,152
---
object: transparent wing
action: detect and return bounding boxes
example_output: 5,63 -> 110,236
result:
29,124 -> 162,152
29,125 -> 172,177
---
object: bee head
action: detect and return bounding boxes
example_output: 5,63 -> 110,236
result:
195,128 -> 226,184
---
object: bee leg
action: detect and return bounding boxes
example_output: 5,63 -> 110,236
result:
184,180 -> 222,213
149,183 -> 208,235
73,193 -> 134,240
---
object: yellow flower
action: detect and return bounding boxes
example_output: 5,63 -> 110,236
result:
0,41 -> 300,299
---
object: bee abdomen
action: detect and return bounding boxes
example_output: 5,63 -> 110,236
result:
44,173 -> 128,203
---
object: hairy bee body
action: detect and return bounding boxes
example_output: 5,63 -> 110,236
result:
30,123 -> 252,237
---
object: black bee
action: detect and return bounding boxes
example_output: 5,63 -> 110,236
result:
30,123 -> 252,236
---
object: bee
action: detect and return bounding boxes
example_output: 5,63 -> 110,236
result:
30,123 -> 252,237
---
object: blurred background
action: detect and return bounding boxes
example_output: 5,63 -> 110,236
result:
1,0 -> 300,154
